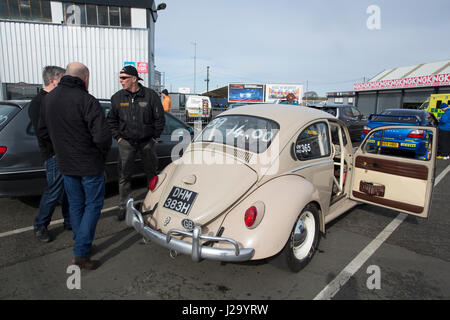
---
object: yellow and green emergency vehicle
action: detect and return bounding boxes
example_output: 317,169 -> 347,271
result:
419,94 -> 450,120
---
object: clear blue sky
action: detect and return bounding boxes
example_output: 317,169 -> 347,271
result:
155,0 -> 450,96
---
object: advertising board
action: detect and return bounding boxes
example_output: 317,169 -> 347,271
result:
265,84 -> 303,103
228,83 -> 265,103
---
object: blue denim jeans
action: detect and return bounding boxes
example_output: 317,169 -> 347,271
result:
34,156 -> 70,229
63,173 -> 105,258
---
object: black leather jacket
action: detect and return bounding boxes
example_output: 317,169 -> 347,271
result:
108,85 -> 165,143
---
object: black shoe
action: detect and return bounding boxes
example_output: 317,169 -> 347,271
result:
73,256 -> 100,270
63,223 -> 72,231
34,226 -> 51,243
116,208 -> 126,221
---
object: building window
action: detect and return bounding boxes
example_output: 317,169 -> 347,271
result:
0,0 -> 52,22
108,6 -> 119,26
120,7 -> 131,27
334,97 -> 344,104
63,3 -> 133,28
86,4 -> 96,25
97,5 -> 108,25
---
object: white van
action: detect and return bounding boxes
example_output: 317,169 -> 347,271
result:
185,95 -> 212,122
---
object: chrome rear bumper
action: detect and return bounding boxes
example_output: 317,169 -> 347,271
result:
125,198 -> 255,262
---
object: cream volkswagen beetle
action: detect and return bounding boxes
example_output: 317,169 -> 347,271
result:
126,104 -> 436,272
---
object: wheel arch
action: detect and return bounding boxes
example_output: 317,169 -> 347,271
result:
218,174 -> 323,260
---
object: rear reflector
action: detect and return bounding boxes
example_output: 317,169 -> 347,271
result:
149,175 -> 159,191
0,146 -> 6,159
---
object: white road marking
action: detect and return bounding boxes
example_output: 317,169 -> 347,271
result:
314,164 -> 450,300
0,201 -> 141,239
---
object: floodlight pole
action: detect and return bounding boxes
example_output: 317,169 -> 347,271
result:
191,41 -> 197,94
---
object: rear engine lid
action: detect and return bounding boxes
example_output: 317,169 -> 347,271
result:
157,149 -> 258,228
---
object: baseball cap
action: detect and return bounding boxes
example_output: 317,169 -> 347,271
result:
120,65 -> 142,81
162,89 -> 169,95
438,102 -> 448,109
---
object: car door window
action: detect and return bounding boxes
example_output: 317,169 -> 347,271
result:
330,123 -> 348,146
343,107 -> 353,117
162,114 -> 188,136
351,107 -> 362,118
362,127 -> 433,161
100,103 -> 111,118
294,122 -> 330,161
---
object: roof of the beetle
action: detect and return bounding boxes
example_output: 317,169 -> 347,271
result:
220,103 -> 335,138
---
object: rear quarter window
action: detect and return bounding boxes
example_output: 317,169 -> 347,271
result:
0,105 -> 21,131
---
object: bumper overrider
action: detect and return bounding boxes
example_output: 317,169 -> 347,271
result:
125,198 -> 255,262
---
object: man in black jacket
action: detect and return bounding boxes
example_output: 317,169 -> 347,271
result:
107,65 -> 165,221
28,66 -> 69,243
39,62 -> 112,270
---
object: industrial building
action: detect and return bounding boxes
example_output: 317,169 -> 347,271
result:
353,59 -> 450,115
0,0 -> 166,100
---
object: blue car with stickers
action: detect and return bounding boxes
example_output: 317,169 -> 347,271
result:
360,109 -> 438,160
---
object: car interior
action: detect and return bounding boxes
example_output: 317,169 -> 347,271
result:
329,122 -> 350,204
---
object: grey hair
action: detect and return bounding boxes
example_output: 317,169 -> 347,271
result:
42,66 -> 66,86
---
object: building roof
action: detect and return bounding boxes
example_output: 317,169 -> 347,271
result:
203,86 -> 228,98
370,59 -> 450,81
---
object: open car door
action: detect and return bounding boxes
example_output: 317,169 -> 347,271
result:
350,125 -> 436,218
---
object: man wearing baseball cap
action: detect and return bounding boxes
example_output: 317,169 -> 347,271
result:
107,65 -> 165,220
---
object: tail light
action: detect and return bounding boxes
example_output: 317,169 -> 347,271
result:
149,175 -> 159,191
244,206 -> 258,228
0,146 -> 6,160
244,202 -> 265,229
407,129 -> 424,139
363,126 -> 371,134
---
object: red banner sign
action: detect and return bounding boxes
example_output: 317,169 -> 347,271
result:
354,73 -> 450,91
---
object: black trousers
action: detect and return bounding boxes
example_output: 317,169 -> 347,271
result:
118,139 -> 158,209
438,129 -> 450,157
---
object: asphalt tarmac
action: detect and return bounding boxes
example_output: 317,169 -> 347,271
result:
0,160 -> 449,301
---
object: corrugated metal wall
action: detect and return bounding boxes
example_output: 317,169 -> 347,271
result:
0,20 -> 149,99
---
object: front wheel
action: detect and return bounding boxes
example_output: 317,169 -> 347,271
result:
280,203 -> 320,272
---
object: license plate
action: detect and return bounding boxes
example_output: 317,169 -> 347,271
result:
189,113 -> 198,117
378,141 -> 398,147
163,186 -> 198,215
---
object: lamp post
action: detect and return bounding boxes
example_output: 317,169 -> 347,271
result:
149,3 -> 166,90
191,41 -> 197,94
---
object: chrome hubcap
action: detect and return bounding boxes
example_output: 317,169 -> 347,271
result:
293,219 -> 308,247
292,211 -> 315,260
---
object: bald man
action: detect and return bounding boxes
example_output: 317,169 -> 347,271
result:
39,62 -> 112,270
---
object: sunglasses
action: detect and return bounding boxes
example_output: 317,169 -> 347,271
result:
120,76 -> 132,80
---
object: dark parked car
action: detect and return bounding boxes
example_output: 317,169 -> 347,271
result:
0,100 -> 193,197
308,104 -> 366,141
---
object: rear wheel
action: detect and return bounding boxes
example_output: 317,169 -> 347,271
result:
281,203 -> 320,272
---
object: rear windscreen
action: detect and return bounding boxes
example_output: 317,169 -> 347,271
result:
310,107 -> 337,117
0,105 -> 20,131
370,110 -> 423,124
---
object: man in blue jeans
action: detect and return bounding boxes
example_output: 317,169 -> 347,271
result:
39,62 -> 111,270
28,66 -> 70,243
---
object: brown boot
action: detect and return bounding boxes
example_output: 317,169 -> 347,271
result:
73,256 -> 100,270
